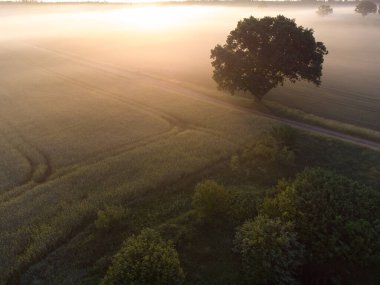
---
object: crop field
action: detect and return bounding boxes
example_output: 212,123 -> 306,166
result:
0,35 -> 274,283
0,3 -> 379,284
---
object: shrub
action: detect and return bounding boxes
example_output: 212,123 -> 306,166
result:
191,180 -> 231,223
231,133 -> 296,184
234,215 -> 304,284
101,228 -> 184,285
95,205 -> 129,232
270,125 -> 298,150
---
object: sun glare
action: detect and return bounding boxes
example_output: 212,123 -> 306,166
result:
105,6 -> 209,31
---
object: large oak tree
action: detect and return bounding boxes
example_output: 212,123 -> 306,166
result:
210,16 -> 328,101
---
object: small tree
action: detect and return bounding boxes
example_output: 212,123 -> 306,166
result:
210,15 -> 328,101
101,228 -> 184,285
192,180 -> 230,222
270,125 -> 298,150
317,5 -> 333,16
231,128 -> 297,184
234,215 -> 304,284
355,1 -> 378,16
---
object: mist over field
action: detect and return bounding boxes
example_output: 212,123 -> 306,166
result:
1,3 -> 380,284
1,4 -> 379,129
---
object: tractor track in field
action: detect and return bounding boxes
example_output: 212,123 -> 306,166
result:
0,48 -> 236,204
2,41 -> 379,204
13,154 -> 232,285
24,42 -> 380,150
0,129 -> 35,188
157,81 -> 380,150
17,43 -> 239,147
0,126 -> 33,176
18,50 -> 237,160
18,44 -> 231,141
0,118 -> 52,189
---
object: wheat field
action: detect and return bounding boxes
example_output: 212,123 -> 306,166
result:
0,37 -> 274,282
1,3 -> 379,283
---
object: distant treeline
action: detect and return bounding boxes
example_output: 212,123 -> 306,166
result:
5,0 -> 378,4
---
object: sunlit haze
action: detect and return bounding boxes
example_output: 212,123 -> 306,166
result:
1,2 -> 380,284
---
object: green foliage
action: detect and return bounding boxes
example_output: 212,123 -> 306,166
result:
234,215 -> 304,284
270,125 -> 298,150
210,15 -> 328,101
228,190 -> 257,224
368,165 -> 380,189
192,180 -> 231,223
355,1 -> 378,16
95,205 -> 129,232
101,228 -> 184,285
231,128 -> 296,184
261,168 -> 380,282
228,186 -> 263,224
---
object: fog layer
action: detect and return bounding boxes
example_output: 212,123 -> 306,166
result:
1,4 -> 379,129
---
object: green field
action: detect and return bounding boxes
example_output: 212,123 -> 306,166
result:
0,40 -> 275,283
0,3 -> 379,284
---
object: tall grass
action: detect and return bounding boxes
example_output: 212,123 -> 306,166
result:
264,100 -> 380,143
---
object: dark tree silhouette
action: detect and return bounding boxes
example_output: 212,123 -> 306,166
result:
210,16 -> 328,101
317,5 -> 333,16
355,1 -> 377,16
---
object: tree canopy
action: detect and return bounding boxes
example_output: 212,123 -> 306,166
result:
192,180 -> 231,222
101,228 -> 184,285
234,215 -> 304,284
317,5 -> 333,16
355,1 -> 378,16
210,15 -> 328,101
230,126 -> 297,183
261,168 -> 380,282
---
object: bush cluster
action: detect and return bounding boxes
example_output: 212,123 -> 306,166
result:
235,215 -> 304,284
237,168 -> 380,283
102,228 -> 184,285
231,126 -> 297,184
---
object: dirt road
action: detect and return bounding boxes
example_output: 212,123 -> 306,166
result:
151,79 -> 380,151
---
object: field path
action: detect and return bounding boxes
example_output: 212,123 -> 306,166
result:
154,82 -> 380,150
